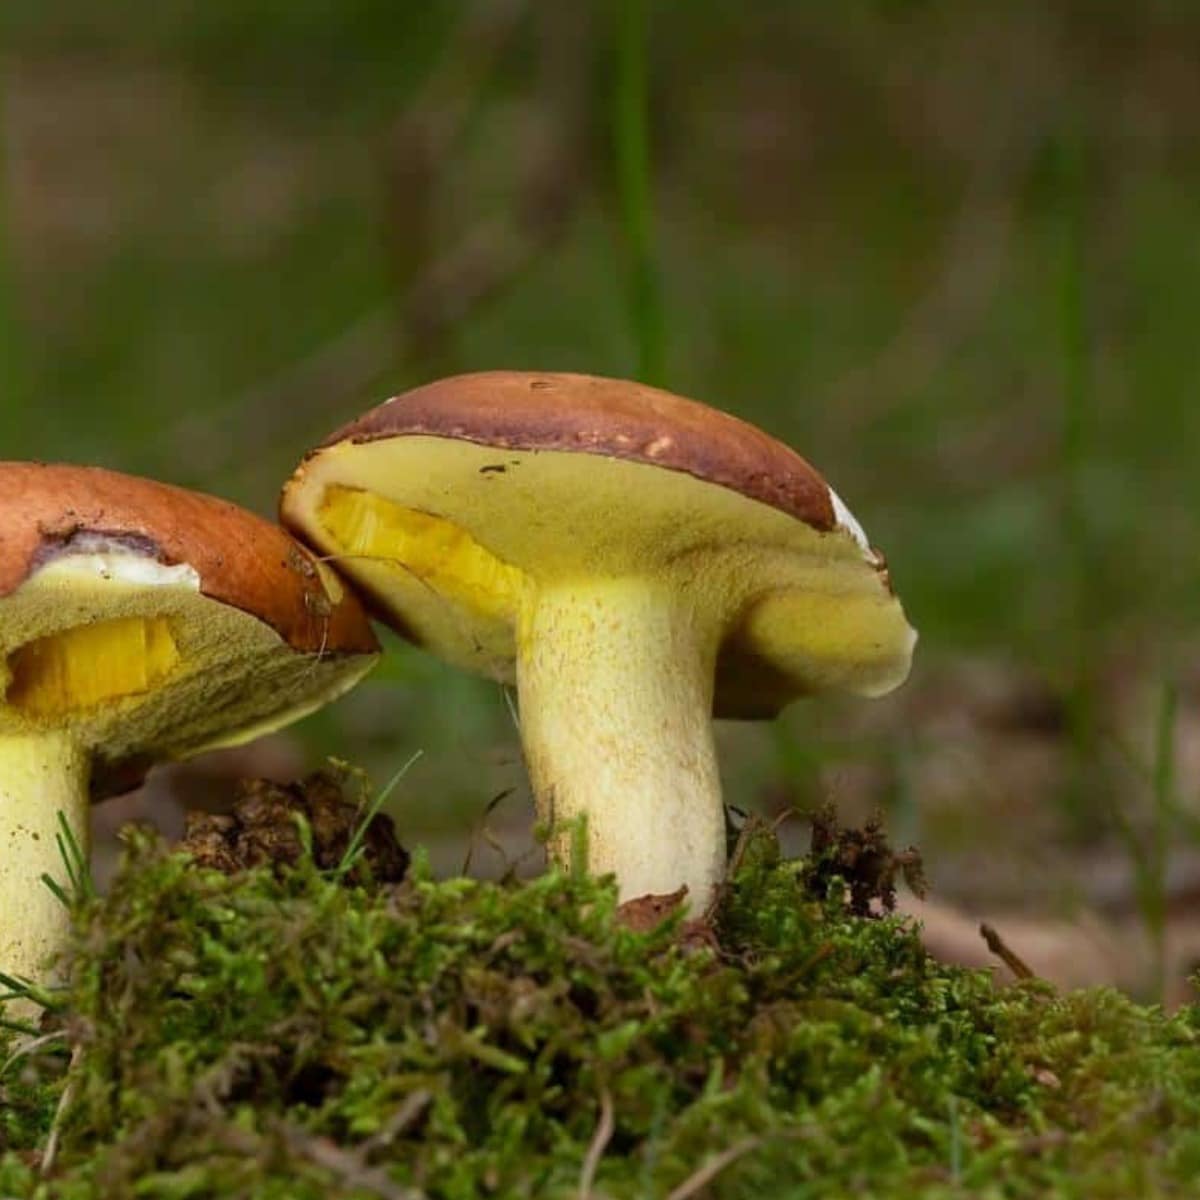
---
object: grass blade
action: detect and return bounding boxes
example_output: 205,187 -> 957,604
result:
334,750 -> 424,878
613,0 -> 666,384
39,873 -> 72,910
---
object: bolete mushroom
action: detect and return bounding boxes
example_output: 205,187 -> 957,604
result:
0,463 -> 379,996
280,371 -> 915,906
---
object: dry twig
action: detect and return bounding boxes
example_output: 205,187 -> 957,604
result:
980,922 -> 1036,980
40,1040 -> 82,1174
274,1121 -> 427,1200
665,1136 -> 765,1200
577,1084 -> 615,1199
363,1089 -> 434,1157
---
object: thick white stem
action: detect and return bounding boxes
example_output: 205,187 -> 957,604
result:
0,732 -> 90,1007
516,578 -> 724,906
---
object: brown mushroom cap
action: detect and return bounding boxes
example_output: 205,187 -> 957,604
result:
0,463 -> 375,654
318,370 -> 840,533
0,463 -> 379,794
281,371 -> 913,719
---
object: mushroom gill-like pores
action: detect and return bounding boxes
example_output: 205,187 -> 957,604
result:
280,371 -> 916,907
0,463 -> 380,996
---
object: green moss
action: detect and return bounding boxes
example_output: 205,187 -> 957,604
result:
2,824 -> 1198,1199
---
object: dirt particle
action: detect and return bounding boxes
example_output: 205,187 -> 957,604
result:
177,771 -> 409,884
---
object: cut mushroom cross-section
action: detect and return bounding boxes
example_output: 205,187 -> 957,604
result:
281,371 -> 916,908
0,463 -> 380,998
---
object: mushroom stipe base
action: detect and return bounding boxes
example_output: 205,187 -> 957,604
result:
2,811 -> 1197,1199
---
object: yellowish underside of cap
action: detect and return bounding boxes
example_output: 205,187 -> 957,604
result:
287,435 -> 914,700
0,561 -> 374,767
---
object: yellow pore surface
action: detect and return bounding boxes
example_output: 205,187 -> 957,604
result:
0,556 -> 372,762
7,616 -> 180,716
290,435 -> 914,699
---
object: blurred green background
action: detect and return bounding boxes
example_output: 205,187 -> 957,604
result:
4,2 -> 1200,953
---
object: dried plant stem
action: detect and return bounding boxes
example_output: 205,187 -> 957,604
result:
41,1041 -> 83,1174
665,1136 -> 764,1200
577,1084 -> 615,1199
980,922 -> 1036,980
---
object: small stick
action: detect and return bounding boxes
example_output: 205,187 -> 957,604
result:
1,1028 -> 66,1076
577,1085 -> 615,1199
665,1136 -> 764,1200
461,788 -> 517,875
979,922 -> 1036,980
274,1121 -> 426,1200
41,1041 -> 82,1174
363,1089 -> 433,1157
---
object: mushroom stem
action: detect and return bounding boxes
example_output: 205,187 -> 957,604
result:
0,731 -> 90,1001
516,578 -> 724,906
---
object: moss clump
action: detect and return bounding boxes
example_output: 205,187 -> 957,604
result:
2,821 -> 1199,1199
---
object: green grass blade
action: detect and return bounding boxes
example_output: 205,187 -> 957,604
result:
613,0 -> 666,385
334,749 -> 424,878
39,873 -> 73,910
0,970 -> 62,1013
0,63 -> 29,451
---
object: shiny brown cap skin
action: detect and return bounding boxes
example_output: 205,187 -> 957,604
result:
0,463 -> 378,657
314,370 -> 838,532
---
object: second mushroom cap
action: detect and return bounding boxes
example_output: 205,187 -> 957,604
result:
0,462 -> 380,996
